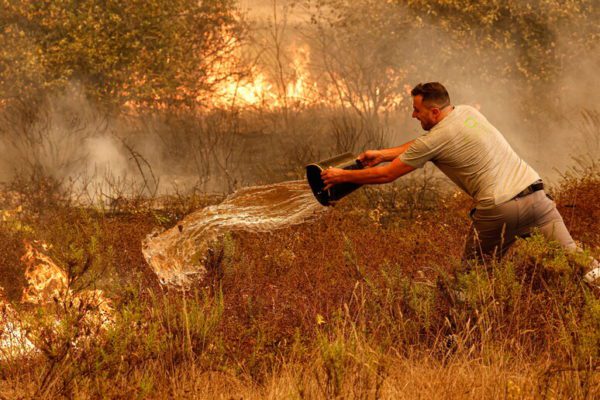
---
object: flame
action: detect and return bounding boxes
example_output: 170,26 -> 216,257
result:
20,240 -> 113,324
206,40 -> 408,113
119,27 -> 409,113
0,241 -> 114,359
21,241 -> 68,304
208,43 -> 344,109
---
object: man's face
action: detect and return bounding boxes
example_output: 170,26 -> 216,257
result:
412,95 -> 437,131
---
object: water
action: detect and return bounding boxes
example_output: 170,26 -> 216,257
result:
142,180 -> 325,287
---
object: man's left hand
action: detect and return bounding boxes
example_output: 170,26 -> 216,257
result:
321,167 -> 346,190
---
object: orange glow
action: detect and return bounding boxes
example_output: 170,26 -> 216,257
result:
206,42 -> 406,111
206,44 -> 323,109
0,241 -> 114,358
21,240 -> 67,304
20,240 -> 113,324
120,28 -> 408,113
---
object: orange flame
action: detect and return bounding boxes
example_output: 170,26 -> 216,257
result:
204,34 -> 410,113
0,241 -> 114,358
21,241 -> 68,304
20,240 -> 113,323
208,43 -> 338,109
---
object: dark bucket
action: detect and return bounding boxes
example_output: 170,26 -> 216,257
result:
306,152 -> 364,206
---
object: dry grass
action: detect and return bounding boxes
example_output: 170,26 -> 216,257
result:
0,169 -> 599,399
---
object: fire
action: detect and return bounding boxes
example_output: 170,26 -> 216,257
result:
0,241 -> 113,359
206,39 -> 408,113
21,241 -> 68,304
208,43 -> 321,109
20,240 -> 113,324
120,27 -> 409,113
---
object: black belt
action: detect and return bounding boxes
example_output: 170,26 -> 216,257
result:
513,180 -> 544,199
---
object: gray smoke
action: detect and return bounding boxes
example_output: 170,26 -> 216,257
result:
0,0 -> 597,200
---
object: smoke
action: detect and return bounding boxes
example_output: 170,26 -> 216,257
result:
0,84 -> 105,180
324,1 -> 600,182
0,1 -> 597,200
552,35 -> 600,164
82,135 -> 130,195
0,85 -> 160,203
238,1 -> 599,183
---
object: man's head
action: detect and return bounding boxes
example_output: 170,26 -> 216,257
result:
411,82 -> 451,131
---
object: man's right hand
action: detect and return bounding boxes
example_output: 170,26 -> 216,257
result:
357,150 -> 386,167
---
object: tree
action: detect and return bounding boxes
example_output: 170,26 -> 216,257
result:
400,0 -> 600,108
0,0 -> 243,108
301,0 -> 598,121
304,0 -> 412,121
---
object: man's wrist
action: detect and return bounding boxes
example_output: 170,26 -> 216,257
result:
340,169 -> 351,182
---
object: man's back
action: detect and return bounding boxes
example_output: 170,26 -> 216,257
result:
400,105 -> 540,208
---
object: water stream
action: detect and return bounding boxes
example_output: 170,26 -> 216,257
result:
142,180 -> 325,287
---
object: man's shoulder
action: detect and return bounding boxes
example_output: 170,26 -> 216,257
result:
428,106 -> 472,135
452,105 -> 482,121
445,105 -> 495,132
456,104 -> 478,113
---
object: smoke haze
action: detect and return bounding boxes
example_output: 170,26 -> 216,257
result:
0,0 -> 598,199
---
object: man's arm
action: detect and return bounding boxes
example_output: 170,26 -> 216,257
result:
378,141 -> 416,162
321,157 -> 415,189
358,140 -> 416,166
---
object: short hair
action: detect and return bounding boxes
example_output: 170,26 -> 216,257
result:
411,82 -> 450,108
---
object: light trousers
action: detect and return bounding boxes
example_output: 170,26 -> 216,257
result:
464,190 -> 577,260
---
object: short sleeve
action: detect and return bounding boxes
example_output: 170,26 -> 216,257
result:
399,137 -> 440,168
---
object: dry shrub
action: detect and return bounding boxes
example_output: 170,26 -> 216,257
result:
1,162 -> 599,398
555,164 -> 600,246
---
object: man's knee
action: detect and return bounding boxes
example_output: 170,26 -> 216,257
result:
538,218 -> 577,250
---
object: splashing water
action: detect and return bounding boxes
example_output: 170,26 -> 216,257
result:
142,180 -> 325,287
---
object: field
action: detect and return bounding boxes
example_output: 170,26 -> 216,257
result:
0,165 -> 598,399
1,0 -> 599,398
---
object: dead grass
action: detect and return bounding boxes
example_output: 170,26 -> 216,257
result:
0,169 -> 599,399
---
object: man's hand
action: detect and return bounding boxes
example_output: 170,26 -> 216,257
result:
357,150 -> 385,167
321,167 -> 347,191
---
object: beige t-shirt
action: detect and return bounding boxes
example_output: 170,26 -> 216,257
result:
400,105 -> 540,209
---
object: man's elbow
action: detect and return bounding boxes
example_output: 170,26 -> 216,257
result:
384,162 -> 414,182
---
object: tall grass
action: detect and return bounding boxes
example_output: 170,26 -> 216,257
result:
0,156 -> 599,398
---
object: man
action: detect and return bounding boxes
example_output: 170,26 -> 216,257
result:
321,82 -> 599,285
